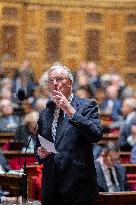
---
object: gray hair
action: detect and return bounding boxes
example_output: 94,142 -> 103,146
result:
48,64 -> 73,83
124,97 -> 136,110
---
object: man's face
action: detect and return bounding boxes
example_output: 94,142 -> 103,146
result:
121,101 -> 132,117
2,104 -> 13,116
103,151 -> 119,167
48,69 -> 72,98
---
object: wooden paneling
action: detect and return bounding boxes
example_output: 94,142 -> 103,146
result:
0,0 -> 135,83
126,31 -> 136,65
86,30 -> 101,62
2,25 -> 17,60
94,192 -> 136,205
46,27 -> 61,63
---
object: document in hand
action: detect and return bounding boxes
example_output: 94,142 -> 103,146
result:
38,134 -> 58,154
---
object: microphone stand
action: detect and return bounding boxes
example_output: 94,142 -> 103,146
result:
16,89 -> 28,203
22,121 -> 38,203
18,103 -> 27,203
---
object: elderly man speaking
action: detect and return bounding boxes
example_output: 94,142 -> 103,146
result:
34,64 -> 103,205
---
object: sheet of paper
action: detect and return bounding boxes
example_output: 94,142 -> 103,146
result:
38,134 -> 58,154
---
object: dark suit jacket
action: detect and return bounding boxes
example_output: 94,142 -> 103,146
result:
35,96 -> 103,203
95,161 -> 129,192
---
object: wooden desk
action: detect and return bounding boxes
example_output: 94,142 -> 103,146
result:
100,113 -> 112,124
0,173 -> 26,197
98,134 -> 119,145
94,191 -> 136,205
122,164 -> 136,174
0,139 -> 11,146
119,152 -> 130,163
0,132 -> 14,140
3,151 -> 34,159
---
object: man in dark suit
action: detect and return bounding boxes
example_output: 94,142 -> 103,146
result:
95,143 -> 129,192
34,64 -> 103,204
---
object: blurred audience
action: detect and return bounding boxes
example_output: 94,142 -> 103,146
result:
12,60 -> 36,99
87,61 -> 102,97
34,98 -> 47,112
101,85 -> 122,121
14,111 -> 39,152
0,99 -> 20,132
76,85 -> 93,99
0,149 -> 11,172
129,123 -> 136,163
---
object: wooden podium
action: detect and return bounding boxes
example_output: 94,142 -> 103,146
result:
0,173 -> 27,197
94,192 -> 136,205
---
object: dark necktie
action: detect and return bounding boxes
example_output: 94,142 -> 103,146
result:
56,109 -> 64,137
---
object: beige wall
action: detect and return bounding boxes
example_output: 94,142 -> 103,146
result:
0,0 -> 136,87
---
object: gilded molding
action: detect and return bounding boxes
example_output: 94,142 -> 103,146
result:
22,0 -> 136,9
0,0 -> 136,9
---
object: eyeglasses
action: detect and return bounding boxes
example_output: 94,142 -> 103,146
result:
48,77 -> 67,84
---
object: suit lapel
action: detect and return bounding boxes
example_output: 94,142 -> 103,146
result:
114,166 -> 122,189
55,96 -> 80,146
45,100 -> 55,142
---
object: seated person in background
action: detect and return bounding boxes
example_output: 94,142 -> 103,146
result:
0,149 -> 11,172
12,59 -> 36,100
95,88 -> 106,113
0,99 -> 20,132
100,85 -> 122,122
127,123 -> 136,148
131,144 -> 136,164
118,97 -> 136,151
14,111 -> 39,152
95,142 -> 129,192
0,149 -> 12,199
87,61 -> 102,97
34,97 -> 48,112
75,85 -> 94,99
129,124 -> 136,163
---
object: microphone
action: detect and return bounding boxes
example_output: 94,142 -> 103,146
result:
23,121 -> 38,173
17,89 -> 26,101
22,121 -> 38,202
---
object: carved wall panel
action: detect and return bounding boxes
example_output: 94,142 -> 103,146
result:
1,25 -> 17,60
66,11 -> 83,36
47,10 -> 62,23
127,14 -> 136,25
86,30 -> 100,62
126,31 -> 136,65
45,27 -> 61,63
2,7 -> 18,20
87,12 -> 102,24
125,72 -> 136,88
0,1 -> 135,84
